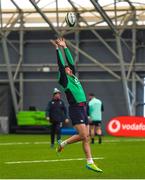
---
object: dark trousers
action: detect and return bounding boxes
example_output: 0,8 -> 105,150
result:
50,122 -> 61,145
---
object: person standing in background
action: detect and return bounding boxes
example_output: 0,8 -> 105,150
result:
45,88 -> 69,148
88,93 -> 104,144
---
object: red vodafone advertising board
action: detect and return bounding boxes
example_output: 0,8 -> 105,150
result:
107,116 -> 145,137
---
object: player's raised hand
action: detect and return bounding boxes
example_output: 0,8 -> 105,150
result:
56,38 -> 67,48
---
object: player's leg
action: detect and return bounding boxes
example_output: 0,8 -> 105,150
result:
56,123 -> 88,152
56,122 -> 61,143
56,123 -> 102,172
57,123 -> 92,159
56,105 -> 102,172
90,124 -> 95,144
96,124 -> 102,144
75,124 -> 102,172
56,105 -> 82,151
56,125 -> 91,152
75,124 -> 92,159
56,134 -> 82,152
50,123 -> 55,148
63,134 -> 82,143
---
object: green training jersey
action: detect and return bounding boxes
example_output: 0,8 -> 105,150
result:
88,97 -> 103,121
56,47 -> 86,105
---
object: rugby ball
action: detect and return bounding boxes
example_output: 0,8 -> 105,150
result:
65,12 -> 76,27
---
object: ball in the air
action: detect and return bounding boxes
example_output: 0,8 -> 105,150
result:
65,12 -> 76,27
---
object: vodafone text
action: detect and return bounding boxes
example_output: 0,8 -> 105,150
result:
122,123 -> 145,131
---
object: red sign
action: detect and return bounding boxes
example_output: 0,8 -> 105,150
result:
107,116 -> 145,137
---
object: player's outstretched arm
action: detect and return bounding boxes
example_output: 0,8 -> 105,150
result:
51,39 -> 68,87
56,38 -> 75,74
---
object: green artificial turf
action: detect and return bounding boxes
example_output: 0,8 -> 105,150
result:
0,134 -> 145,179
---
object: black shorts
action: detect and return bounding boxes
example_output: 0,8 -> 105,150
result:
89,121 -> 101,126
69,105 -> 89,126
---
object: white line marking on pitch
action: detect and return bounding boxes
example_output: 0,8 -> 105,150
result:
0,141 -> 50,146
5,157 -> 104,165
0,138 -> 145,146
103,139 -> 145,142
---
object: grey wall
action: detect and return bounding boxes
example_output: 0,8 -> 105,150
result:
0,29 -> 144,134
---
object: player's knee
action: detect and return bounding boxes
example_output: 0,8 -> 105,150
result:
80,133 -> 89,142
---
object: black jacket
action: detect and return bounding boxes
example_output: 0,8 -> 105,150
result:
45,99 -> 67,123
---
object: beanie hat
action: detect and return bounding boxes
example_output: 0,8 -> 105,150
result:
53,88 -> 61,94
